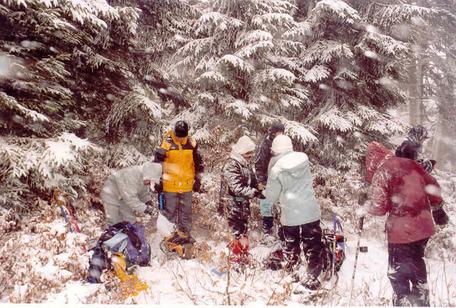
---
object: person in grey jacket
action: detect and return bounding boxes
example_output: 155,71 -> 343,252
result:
263,135 -> 324,290
101,162 -> 162,227
219,136 -> 263,263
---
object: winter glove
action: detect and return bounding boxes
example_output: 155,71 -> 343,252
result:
432,208 -> 449,226
254,190 -> 266,199
358,190 -> 369,205
193,178 -> 202,192
154,182 -> 163,194
154,148 -> 167,163
257,184 -> 265,191
144,201 -> 154,215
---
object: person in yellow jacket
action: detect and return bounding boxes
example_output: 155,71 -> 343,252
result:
154,120 -> 204,237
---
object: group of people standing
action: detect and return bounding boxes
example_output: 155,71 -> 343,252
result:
218,123 -> 325,290
99,120 -> 449,304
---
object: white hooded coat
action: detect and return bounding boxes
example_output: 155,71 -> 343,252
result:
264,151 -> 321,226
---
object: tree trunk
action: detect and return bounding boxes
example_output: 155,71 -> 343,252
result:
407,56 -> 424,125
430,113 -> 454,172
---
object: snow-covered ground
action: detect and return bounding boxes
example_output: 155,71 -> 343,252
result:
1,167 -> 454,306
27,214 -> 455,306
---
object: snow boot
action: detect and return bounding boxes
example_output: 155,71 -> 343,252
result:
262,216 -> 273,235
163,231 -> 195,259
227,236 -> 249,263
302,275 -> 321,291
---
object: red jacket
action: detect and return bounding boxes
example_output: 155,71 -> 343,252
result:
365,142 -> 443,244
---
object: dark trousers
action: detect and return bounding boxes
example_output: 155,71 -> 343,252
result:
228,217 -> 248,238
388,238 -> 430,307
282,220 -> 324,278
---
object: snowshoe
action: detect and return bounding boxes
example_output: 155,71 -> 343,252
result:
161,231 -> 195,259
111,253 -> 147,297
297,288 -> 331,304
302,275 -> 321,290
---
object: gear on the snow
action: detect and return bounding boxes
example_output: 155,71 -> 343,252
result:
111,252 -> 147,297
264,248 -> 284,270
161,231 -> 195,259
227,236 -> 249,263
321,215 -> 346,277
87,221 -> 151,284
320,229 -> 346,275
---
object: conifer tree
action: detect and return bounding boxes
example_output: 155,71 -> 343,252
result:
171,0 -> 410,168
0,0 -> 190,206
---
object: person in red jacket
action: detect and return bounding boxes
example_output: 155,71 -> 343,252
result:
364,141 -> 448,307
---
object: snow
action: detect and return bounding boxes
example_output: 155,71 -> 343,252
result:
16,218 -> 453,306
1,163 -> 455,306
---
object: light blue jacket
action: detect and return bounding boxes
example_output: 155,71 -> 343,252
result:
264,151 -> 321,226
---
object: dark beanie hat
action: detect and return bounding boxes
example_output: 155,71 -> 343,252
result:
269,122 -> 285,140
174,120 -> 189,137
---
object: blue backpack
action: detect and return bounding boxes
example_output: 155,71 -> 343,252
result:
87,221 -> 151,283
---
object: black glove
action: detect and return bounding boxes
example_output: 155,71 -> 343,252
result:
154,148 -> 167,163
254,190 -> 266,199
193,178 -> 201,192
432,208 -> 449,226
358,191 -> 368,205
154,182 -> 163,194
144,201 -> 154,215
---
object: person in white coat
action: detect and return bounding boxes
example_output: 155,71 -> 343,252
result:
101,162 -> 162,227
263,135 -> 324,290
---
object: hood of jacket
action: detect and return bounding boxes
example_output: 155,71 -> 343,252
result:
270,151 -> 308,180
365,141 -> 393,183
265,150 -> 320,226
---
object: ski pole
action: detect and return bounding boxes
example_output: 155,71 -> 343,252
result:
349,216 -> 364,306
64,195 -> 87,252
53,188 -> 73,233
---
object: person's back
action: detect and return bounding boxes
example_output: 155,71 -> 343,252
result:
267,151 -> 320,226
101,163 -> 162,227
368,156 -> 441,243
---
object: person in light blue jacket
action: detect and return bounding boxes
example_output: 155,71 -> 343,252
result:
263,135 -> 324,290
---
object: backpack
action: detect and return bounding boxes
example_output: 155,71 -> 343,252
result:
87,221 -> 151,283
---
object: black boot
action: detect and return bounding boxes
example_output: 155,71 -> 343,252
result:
262,216 -> 273,234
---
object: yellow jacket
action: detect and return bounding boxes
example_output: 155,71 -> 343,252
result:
158,130 -> 203,193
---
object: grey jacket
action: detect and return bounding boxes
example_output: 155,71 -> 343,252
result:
101,163 -> 161,214
264,151 -> 321,226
